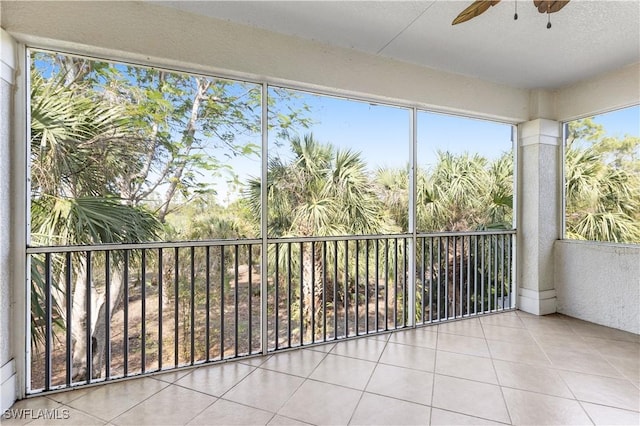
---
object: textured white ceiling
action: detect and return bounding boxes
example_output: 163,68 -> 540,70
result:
154,1 -> 640,89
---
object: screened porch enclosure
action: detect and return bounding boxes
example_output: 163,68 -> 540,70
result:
26,49 -> 517,395
2,1 -> 638,421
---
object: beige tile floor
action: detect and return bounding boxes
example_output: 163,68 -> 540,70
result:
4,310 -> 639,425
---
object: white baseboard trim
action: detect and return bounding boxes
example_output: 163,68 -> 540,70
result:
1,359 -> 17,412
518,288 -> 557,315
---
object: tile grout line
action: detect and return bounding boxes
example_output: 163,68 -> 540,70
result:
525,316 -> 640,392
574,399 -> 598,426
67,377 -> 174,425
516,313 -> 602,424
429,406 -> 513,426
57,401 -> 119,425
163,363 -> 264,425
345,332 -> 393,425
478,315 -> 513,425
266,347 -> 334,423
427,327 -> 439,426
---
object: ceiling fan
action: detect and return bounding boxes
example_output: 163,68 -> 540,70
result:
452,0 -> 570,28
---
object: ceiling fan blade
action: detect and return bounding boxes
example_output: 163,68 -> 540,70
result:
452,0 -> 501,25
533,0 -> 570,14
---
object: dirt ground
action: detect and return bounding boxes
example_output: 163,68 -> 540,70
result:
31,264 -> 400,391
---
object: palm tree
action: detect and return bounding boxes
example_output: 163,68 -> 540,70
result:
565,119 -> 640,243
30,72 -> 159,381
246,134 -> 395,336
248,134 -> 394,238
485,152 -> 514,229
376,151 -> 515,320
376,151 -> 512,233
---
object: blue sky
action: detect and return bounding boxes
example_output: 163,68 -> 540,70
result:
268,90 -> 512,173
218,91 -> 638,204
591,105 -> 640,138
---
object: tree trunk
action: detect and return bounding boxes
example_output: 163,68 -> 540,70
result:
300,245 -> 325,342
71,258 -> 125,381
157,77 -> 211,223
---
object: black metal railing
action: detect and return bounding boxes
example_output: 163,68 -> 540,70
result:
267,235 -> 411,350
415,231 -> 514,325
27,230 -> 514,394
27,240 -> 262,393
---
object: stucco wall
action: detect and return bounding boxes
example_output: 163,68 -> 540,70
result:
555,240 -> 640,334
555,62 -> 640,121
0,75 -> 11,369
1,27 -> 17,411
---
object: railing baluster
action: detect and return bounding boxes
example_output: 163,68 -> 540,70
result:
364,239 -> 369,333
501,234 -> 505,310
507,235 -> 512,308
299,242 -> 304,345
287,243 -> 292,347
322,241 -> 327,342
355,239 -> 359,335
452,237 -> 456,318
44,253 -> 52,391
104,251 -> 111,380
393,238 -> 398,329
191,246 -> 196,364
124,250 -> 130,377
494,235 -> 499,312
157,248 -> 163,371
248,245 -> 253,354
466,237 -> 471,317
274,243 -> 279,351
473,236 -> 478,314
220,246 -> 225,359
384,239 -> 389,330
333,241 -> 338,340
86,251 -> 92,383
234,244 -> 239,357
205,246 -> 210,361
65,252 -> 72,386
174,247 -> 179,367
492,234 -> 496,311
141,250 -> 147,373
375,239 -> 379,331
421,237 -> 425,325
402,238 -> 407,327
480,236 -> 485,314
429,237 -> 435,323
445,236 -> 450,320
436,237 -> 441,321
311,242 -> 315,344
459,237 -> 464,318
344,240 -> 349,338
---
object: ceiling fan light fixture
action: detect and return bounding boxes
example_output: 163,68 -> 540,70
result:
452,0 -> 569,28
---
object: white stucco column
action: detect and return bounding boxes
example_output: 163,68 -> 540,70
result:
0,27 -> 18,411
517,118 -> 562,315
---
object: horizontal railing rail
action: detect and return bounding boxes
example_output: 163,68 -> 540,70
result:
27,230 -> 515,394
26,238 -> 263,253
